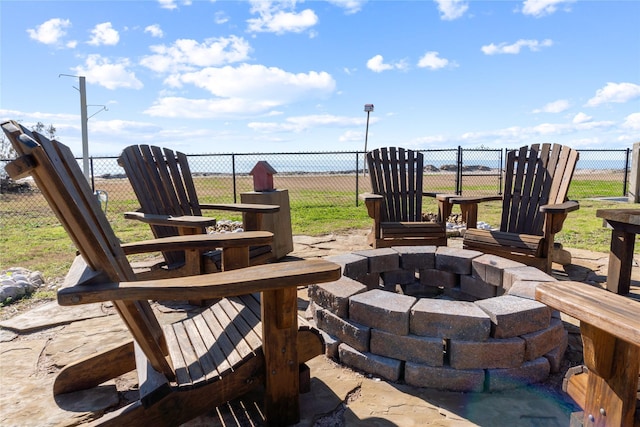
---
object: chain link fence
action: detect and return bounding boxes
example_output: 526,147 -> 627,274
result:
1,147 -> 633,227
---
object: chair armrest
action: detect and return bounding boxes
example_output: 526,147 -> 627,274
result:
120,231 -> 273,255
359,192 -> 383,201
539,200 -> 579,214
423,192 -> 460,202
199,203 -> 279,214
360,193 -> 383,224
448,195 -> 503,205
200,203 -> 279,231
58,259 -> 341,306
124,211 -> 217,229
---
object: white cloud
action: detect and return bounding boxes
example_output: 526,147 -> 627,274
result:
146,64 -> 335,118
458,117 -> 616,146
27,18 -> 71,45
247,1 -> 318,34
145,97 -> 277,118
482,39 -> 553,55
417,51 -> 456,70
585,82 -> 640,107
214,11 -> 229,24
144,24 -> 164,38
72,54 -> 143,90
339,130 -> 364,142
521,0 -> 575,18
533,99 -> 570,113
572,112 -> 592,124
366,55 -> 407,73
434,0 -> 469,21
140,36 -> 251,73
249,114 -> 366,133
88,22 -> 120,46
412,135 -> 449,146
171,64 -> 335,102
622,112 -> 640,130
157,0 -> 192,10
0,108 -> 78,125
326,0 -> 366,14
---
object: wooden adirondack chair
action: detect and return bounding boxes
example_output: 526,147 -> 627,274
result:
444,143 -> 579,273
2,120 -> 341,426
118,144 -> 281,278
361,147 -> 447,248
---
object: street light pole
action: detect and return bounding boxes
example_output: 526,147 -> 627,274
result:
363,104 -> 374,176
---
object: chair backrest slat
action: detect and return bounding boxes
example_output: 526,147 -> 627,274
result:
367,147 -> 424,222
119,145 -> 208,267
501,143 -> 578,236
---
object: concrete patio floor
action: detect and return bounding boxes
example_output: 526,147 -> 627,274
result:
0,232 -> 638,426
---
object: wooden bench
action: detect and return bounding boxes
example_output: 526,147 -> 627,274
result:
536,280 -> 640,426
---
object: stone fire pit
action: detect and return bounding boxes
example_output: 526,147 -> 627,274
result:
307,246 -> 568,392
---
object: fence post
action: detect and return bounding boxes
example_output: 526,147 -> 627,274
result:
90,157 -> 95,192
355,152 -> 360,206
628,143 -> 640,202
499,149 -> 504,195
232,154 -> 237,203
623,148 -> 629,197
455,146 -> 462,195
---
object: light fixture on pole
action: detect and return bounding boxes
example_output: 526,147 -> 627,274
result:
363,103 -> 374,176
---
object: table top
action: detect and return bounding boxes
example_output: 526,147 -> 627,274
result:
596,208 -> 640,226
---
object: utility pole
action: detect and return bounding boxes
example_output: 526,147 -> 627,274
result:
363,104 -> 374,176
59,74 -> 106,182
79,76 -> 89,181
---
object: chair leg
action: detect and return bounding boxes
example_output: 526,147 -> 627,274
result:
54,341 -> 136,395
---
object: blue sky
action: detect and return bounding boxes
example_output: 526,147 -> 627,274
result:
1,0 -> 639,156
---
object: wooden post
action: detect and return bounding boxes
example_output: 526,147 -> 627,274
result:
580,322 -> 640,427
261,287 -> 299,426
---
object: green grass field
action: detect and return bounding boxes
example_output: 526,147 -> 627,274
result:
0,173 -> 635,282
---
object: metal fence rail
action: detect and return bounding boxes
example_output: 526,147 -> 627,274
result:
1,147 -> 633,224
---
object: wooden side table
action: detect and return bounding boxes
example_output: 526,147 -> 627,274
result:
595,209 -> 640,295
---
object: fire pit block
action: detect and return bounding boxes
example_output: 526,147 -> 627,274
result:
486,357 -> 551,391
502,266 -> 555,290
352,248 -> 399,273
472,254 -> 525,287
449,337 -> 525,369
475,295 -> 551,338
325,253 -> 368,280
349,289 -> 415,335
460,275 -> 498,299
308,276 -> 367,318
410,299 -> 491,341
370,329 -> 444,366
435,247 -> 483,275
393,246 -> 436,270
315,308 -> 370,352
339,343 -> 402,382
419,268 -> 458,288
405,363 -> 485,392
521,317 -> 566,361
544,328 -> 569,373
